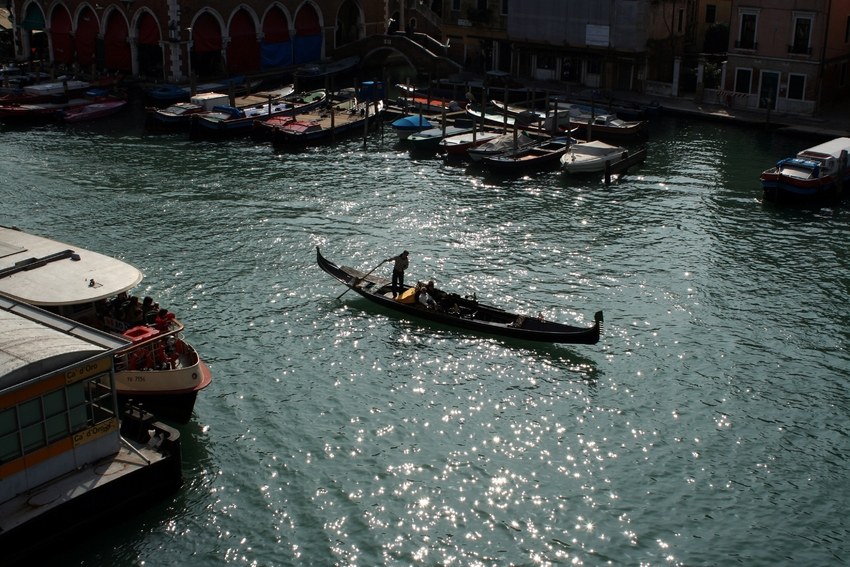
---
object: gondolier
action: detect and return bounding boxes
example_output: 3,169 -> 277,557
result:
387,250 -> 409,298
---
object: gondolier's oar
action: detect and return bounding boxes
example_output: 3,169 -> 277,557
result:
337,259 -> 387,300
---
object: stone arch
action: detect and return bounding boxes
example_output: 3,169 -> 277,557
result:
226,6 -> 261,74
18,2 -> 47,61
49,4 -> 73,65
261,4 -> 292,68
135,9 -> 163,78
361,45 -> 415,73
103,8 -> 131,72
293,1 -> 322,64
335,0 -> 362,50
74,4 -> 99,68
189,10 -> 226,77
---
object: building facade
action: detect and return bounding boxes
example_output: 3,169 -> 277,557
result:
6,0 -> 390,82
722,0 -> 850,114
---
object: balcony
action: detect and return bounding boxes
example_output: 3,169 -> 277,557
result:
734,39 -> 758,50
788,44 -> 812,56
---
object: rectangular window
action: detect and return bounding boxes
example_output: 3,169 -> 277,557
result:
845,16 -> 850,43
735,68 -> 752,93
677,8 -> 685,34
451,0 -> 460,11
0,408 -> 20,463
0,372 -> 114,463
791,14 -> 813,54
501,0 -> 508,16
706,5 -> 717,24
44,389 -> 69,443
738,12 -> 758,49
787,74 -> 805,100
477,0 -> 487,10
536,54 -> 555,70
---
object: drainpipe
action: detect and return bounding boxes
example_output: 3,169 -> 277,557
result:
816,0 -> 832,114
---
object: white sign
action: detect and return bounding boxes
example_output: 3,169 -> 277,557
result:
586,24 -> 610,47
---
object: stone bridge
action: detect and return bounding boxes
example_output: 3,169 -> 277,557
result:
332,33 -> 462,79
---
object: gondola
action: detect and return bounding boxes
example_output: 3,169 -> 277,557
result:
317,247 -> 602,345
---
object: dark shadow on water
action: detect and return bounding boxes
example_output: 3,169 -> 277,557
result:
331,294 -> 603,377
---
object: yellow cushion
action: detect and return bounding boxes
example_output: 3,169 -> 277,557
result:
396,287 -> 417,304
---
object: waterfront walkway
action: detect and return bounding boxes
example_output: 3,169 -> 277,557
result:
627,90 -> 850,140
448,71 -> 850,141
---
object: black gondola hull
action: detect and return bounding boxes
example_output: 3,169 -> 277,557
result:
317,247 -> 602,344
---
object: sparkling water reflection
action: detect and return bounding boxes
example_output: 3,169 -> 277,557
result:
3,108 -> 849,566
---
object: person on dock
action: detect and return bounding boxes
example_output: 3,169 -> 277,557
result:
387,250 -> 409,298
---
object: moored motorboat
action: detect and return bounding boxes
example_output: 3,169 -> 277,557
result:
391,114 -> 434,140
145,101 -> 206,131
438,129 -> 504,158
467,102 -> 571,135
316,247 -> 602,345
0,297 -> 182,563
0,226 -> 212,422
560,139 -> 629,173
406,121 -> 475,153
574,113 -> 648,141
270,97 -> 384,146
467,131 -> 537,162
482,136 -> 572,173
0,97 -> 97,123
143,74 -> 246,105
396,84 -> 464,114
59,98 -> 127,123
760,137 -> 850,203
190,87 -> 327,139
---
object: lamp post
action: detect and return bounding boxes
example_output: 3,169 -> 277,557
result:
186,27 -> 193,82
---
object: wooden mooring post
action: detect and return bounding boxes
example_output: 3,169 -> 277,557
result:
604,147 -> 648,185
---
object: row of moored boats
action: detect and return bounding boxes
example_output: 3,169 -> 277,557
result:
3,75 -> 847,202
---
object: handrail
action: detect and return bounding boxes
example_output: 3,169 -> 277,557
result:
0,249 -> 76,279
113,319 -> 186,355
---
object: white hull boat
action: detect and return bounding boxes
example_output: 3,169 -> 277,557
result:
560,140 -> 628,173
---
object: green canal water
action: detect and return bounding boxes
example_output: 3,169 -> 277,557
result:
2,103 -> 849,566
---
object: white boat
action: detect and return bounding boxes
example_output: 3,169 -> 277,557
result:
407,123 -> 475,152
0,296 -> 182,561
467,132 -> 537,162
760,137 -> 850,203
560,140 -> 628,173
0,226 -> 211,422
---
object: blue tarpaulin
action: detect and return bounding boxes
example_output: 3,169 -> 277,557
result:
261,42 -> 293,68
292,35 -> 321,65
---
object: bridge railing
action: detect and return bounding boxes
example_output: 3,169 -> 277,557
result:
389,31 -> 449,57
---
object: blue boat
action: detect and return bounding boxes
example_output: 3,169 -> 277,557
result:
144,75 -> 246,105
391,114 -> 434,140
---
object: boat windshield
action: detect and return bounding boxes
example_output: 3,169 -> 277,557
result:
778,162 -> 818,179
